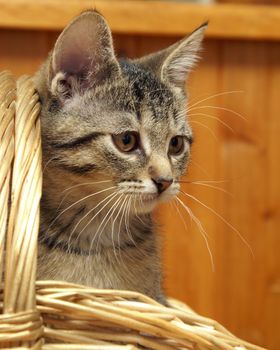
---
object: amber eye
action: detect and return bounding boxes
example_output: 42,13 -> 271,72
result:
112,132 -> 139,152
169,136 -> 184,155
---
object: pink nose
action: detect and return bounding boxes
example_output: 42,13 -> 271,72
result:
152,177 -> 173,194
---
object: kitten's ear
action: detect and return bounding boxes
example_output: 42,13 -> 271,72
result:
136,23 -> 207,92
50,10 -> 119,99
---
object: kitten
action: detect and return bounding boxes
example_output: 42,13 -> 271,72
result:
34,10 -> 206,303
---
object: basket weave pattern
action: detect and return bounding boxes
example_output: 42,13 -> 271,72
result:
0,71 -> 265,350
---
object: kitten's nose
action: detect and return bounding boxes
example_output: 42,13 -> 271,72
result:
152,177 -> 173,194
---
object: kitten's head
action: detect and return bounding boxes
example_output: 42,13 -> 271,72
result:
36,11 -> 206,214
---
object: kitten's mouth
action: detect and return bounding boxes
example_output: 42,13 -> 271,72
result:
120,189 -> 176,214
122,191 -> 158,202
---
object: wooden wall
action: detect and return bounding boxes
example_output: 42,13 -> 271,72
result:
0,27 -> 279,349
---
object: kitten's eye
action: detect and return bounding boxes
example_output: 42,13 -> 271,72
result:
169,136 -> 184,155
112,132 -> 139,152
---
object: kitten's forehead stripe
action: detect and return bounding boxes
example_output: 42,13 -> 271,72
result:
120,60 -> 175,121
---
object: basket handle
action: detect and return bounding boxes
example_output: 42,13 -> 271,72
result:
0,71 -> 43,348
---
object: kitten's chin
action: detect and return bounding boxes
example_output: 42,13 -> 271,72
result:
132,193 -> 175,214
134,198 -> 158,214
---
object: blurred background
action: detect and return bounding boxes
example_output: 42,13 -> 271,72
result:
0,0 -> 279,349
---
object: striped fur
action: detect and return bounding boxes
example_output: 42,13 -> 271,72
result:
34,10 -> 206,303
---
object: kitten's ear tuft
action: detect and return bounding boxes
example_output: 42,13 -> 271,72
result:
50,10 -> 119,99
162,23 -> 207,90
136,23 -> 207,93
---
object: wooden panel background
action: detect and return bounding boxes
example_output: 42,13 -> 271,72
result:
0,28 -> 279,349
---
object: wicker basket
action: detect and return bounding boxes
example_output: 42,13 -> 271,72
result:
0,71 -> 265,350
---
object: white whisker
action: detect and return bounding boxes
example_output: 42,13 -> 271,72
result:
189,159 -> 210,177
43,156 -> 57,173
189,112 -> 235,133
176,196 -> 215,271
179,181 -> 231,195
133,196 -> 146,225
111,194 -> 126,262
62,180 -> 112,193
67,191 -> 118,250
95,194 -> 124,253
187,105 -> 246,122
172,199 -> 188,232
188,90 -> 243,110
82,192 -> 121,254
46,186 -> 116,234
190,120 -> 218,141
117,195 -> 129,257
179,190 -> 254,257
187,179 -> 230,184
125,196 -> 137,247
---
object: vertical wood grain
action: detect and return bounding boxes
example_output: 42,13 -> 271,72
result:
216,40 -> 280,347
262,42 -> 280,350
218,0 -> 280,4
0,30 -> 53,75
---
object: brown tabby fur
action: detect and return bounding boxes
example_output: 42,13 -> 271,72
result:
34,10 -> 206,303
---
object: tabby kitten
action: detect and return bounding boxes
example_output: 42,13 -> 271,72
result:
34,10 -> 206,303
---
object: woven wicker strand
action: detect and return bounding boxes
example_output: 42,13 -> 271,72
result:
0,71 -> 43,349
0,71 -> 266,350
0,71 -> 15,284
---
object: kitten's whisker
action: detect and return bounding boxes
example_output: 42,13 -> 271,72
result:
81,192 -> 121,253
188,112 -> 235,133
133,197 -> 146,225
133,196 -> 150,259
67,191 -> 118,249
125,196 -> 137,247
46,186 -> 116,234
187,105 -> 246,121
174,111 -> 188,120
85,192 -> 121,257
180,179 -> 230,184
62,180 -> 112,193
52,192 -> 72,219
115,196 -> 136,273
43,156 -> 57,173
95,194 -> 124,254
55,180 -> 113,219
190,120 -> 218,141
123,196 -> 130,238
187,90 -> 243,110
177,197 -> 210,238
117,195 -> 129,257
111,194 -> 126,263
126,196 -> 147,257
139,194 -> 145,212
176,197 -> 215,271
171,199 -> 188,232
177,181 -> 231,195
190,158 -> 210,177
179,190 -> 254,257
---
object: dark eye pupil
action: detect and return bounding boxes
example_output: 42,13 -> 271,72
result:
171,137 -> 178,147
122,134 -> 131,145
